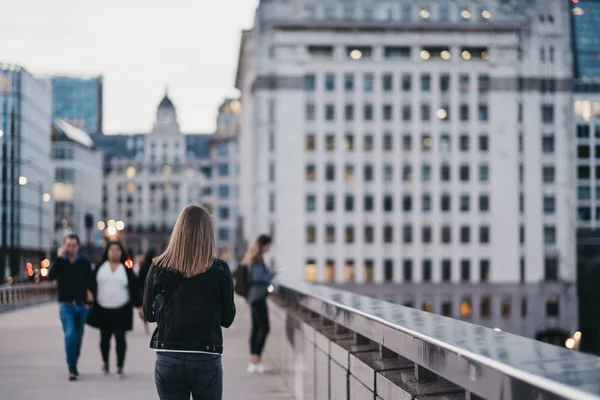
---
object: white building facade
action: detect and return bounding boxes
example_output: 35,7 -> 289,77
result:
0,64 -> 53,283
102,94 -> 241,261
236,0 -> 577,339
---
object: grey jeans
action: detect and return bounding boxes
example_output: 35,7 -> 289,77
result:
154,352 -> 223,400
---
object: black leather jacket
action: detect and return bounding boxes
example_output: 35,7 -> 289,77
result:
142,258 -> 236,354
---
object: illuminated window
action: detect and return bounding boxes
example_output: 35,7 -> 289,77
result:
126,166 -> 136,178
422,300 -> 434,313
325,135 -> 335,151
364,260 -> 374,282
325,260 -> 335,283
305,260 -> 317,283
306,135 -> 316,151
345,134 -> 354,151
345,165 -> 355,182
460,298 -> 472,318
306,164 -> 316,181
126,182 -> 135,194
345,260 -> 355,282
501,299 -> 512,318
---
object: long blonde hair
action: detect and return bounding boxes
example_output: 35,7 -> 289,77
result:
241,234 -> 272,266
153,205 -> 216,277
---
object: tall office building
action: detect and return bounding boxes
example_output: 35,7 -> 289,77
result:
0,64 -> 53,283
236,0 -> 576,339
52,119 -> 103,249
52,76 -> 103,134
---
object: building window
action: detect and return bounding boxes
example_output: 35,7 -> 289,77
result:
542,105 -> 554,123
325,135 -> 336,151
440,164 -> 451,182
441,226 -> 452,244
544,226 -> 556,245
218,185 -> 229,198
364,104 -> 373,121
440,74 -> 450,92
460,195 -> 470,212
383,225 -> 393,243
383,164 -> 393,181
401,74 -> 412,91
345,260 -> 355,283
344,195 -> 354,212
363,135 -> 374,151
543,196 -> 555,214
402,135 -> 412,151
305,134 -> 316,151
305,103 -> 315,120
403,260 -> 413,282
459,74 -> 470,91
422,260 -> 432,282
345,226 -> 354,243
364,195 -> 374,212
478,104 -> 489,121
382,73 -> 393,91
542,135 -> 554,153
421,74 -> 431,91
479,195 -> 490,212
501,299 -> 512,319
440,134 -> 451,153
460,226 -> 470,244
421,164 -> 432,182
364,260 -> 374,282
363,73 -> 373,92
325,164 -> 335,181
306,195 -> 316,212
325,225 -> 335,243
441,194 -> 451,212
218,207 -> 230,220
422,194 -> 432,212
305,260 -> 317,283
480,260 -> 490,282
402,195 -> 412,212
304,74 -> 316,91
460,298 -> 473,318
460,135 -> 470,151
442,260 -> 451,282
480,296 -> 491,318
345,104 -> 355,121
460,104 -> 469,121
325,73 -> 335,91
402,224 -> 413,243
218,228 -> 230,241
306,164 -> 316,181
421,104 -> 431,121
306,225 -> 316,243
403,165 -> 412,182
325,194 -> 335,212
542,166 -> 555,183
480,226 -> 490,244
460,165 -> 470,182
546,296 -> 559,317
479,165 -> 489,182
384,260 -> 394,282
364,225 -> 374,243
479,135 -> 489,152
345,134 -> 354,151
325,104 -> 335,121
344,73 -> 354,91
422,226 -> 432,244
383,195 -> 393,212
545,257 -> 558,281
325,260 -> 335,283
402,105 -> 412,121
383,104 -> 393,121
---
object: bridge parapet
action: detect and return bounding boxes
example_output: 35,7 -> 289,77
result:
270,279 -> 600,400
0,282 -> 56,313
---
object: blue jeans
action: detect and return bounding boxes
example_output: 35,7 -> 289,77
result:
155,352 -> 223,400
59,303 -> 88,368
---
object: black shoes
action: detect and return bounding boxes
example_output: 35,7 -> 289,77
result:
116,367 -> 124,378
102,364 -> 109,375
68,366 -> 79,381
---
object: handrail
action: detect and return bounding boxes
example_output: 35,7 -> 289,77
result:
276,278 -> 600,400
0,282 -> 57,312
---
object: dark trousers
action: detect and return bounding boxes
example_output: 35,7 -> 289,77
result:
100,328 -> 127,368
155,352 -> 223,400
250,298 -> 270,356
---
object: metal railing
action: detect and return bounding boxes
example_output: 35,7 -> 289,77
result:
271,279 -> 600,400
0,282 -> 57,313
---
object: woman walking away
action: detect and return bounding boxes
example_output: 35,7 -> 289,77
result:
137,249 -> 156,334
143,205 -> 236,400
242,235 -> 276,374
87,241 -> 142,378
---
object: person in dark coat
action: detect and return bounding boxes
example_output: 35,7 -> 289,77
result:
87,241 -> 142,377
137,249 -> 156,333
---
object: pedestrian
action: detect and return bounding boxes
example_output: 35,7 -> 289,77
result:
143,205 -> 236,400
137,249 -> 156,334
48,234 -> 95,381
86,241 -> 142,378
241,234 -> 276,374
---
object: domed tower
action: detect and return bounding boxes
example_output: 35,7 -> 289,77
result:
145,87 -> 185,164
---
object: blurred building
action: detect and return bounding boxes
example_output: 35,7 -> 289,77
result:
94,93 -> 241,262
0,64 -> 53,283
571,0 -> 600,354
52,76 -> 103,134
51,119 -> 103,251
236,0 -> 576,339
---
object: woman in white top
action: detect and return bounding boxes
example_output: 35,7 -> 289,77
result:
87,241 -> 142,377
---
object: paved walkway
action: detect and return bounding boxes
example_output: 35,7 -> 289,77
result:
0,301 -> 292,400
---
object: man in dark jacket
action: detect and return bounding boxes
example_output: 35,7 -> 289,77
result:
48,234 -> 94,381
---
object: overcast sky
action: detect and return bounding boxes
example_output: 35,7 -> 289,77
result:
0,0 -> 258,133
